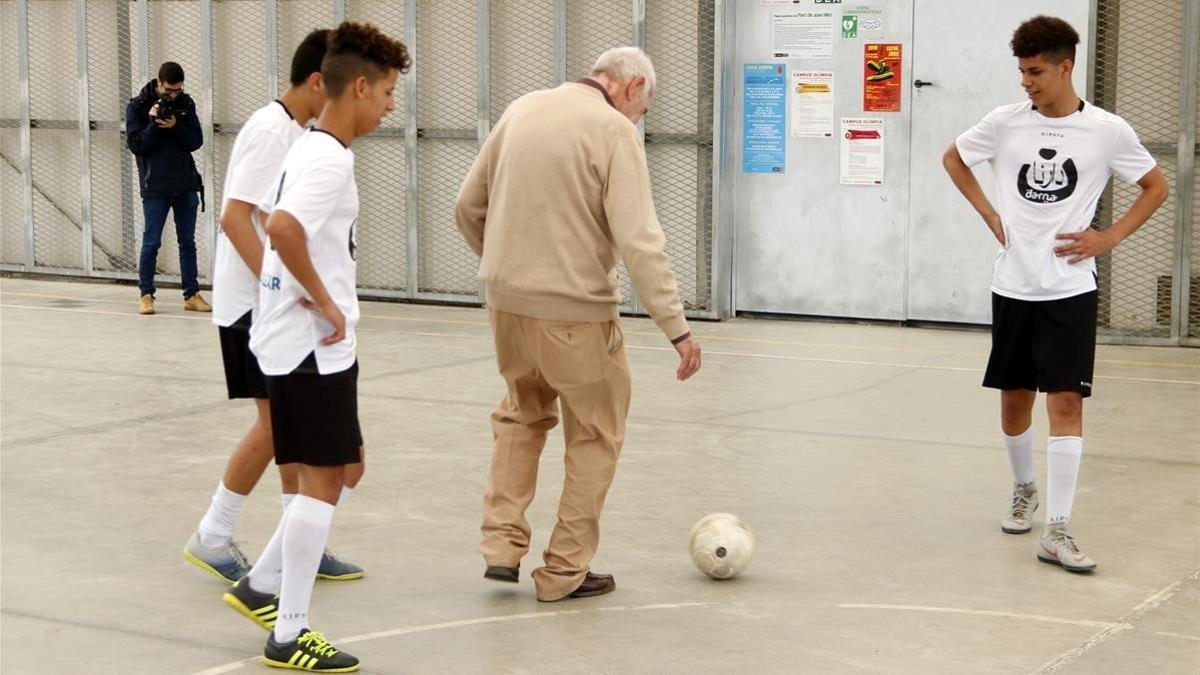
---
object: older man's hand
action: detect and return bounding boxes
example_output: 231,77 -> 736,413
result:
673,335 -> 702,381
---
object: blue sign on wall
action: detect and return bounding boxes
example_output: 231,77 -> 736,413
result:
742,63 -> 786,174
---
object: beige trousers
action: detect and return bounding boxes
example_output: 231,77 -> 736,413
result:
479,309 -> 631,601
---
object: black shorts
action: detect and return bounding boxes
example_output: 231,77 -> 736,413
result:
983,290 -> 1097,398
218,311 -> 268,400
265,354 -> 363,466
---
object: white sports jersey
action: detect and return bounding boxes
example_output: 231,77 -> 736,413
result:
956,100 -> 1156,301
212,101 -> 305,327
249,129 -> 359,376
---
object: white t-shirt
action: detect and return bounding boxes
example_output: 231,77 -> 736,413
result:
212,101 -> 305,327
955,100 -> 1156,301
249,129 -> 360,376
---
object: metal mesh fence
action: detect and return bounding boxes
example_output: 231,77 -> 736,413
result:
1190,32 -> 1200,340
489,0 -> 555,125
28,0 -> 83,272
87,0 -> 138,274
277,0 -> 333,96
415,0 -> 478,297
1093,0 -> 1187,339
1,0 -> 25,267
348,0 -> 408,294
2,1 -> 722,315
646,0 -> 715,313
211,0 -> 268,280
214,0 -> 268,126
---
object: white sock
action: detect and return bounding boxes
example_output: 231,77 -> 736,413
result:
197,482 -> 247,549
1002,426 -> 1036,486
1046,436 -> 1083,526
281,492 -> 296,514
338,485 -> 353,507
246,521 -> 285,596
274,496 -> 336,643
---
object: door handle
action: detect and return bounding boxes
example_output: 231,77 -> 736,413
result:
914,79 -> 935,89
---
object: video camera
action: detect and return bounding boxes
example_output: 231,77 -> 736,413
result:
153,94 -> 183,121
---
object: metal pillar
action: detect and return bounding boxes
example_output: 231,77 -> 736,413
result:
17,0 -> 34,270
1172,0 -> 1199,342
76,0 -> 93,273
199,0 -> 215,282
404,0 -> 419,297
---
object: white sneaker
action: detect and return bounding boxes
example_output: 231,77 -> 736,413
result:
1037,524 -> 1097,573
1001,482 -> 1039,534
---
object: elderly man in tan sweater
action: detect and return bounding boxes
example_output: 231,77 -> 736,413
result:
455,47 -> 702,602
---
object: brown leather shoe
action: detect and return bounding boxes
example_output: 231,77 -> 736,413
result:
565,571 -> 615,599
484,564 -> 519,583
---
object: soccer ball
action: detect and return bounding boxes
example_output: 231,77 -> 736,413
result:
689,513 -> 754,579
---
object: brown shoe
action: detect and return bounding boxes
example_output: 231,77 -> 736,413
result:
565,572 -> 615,599
138,294 -> 155,315
484,564 -> 519,583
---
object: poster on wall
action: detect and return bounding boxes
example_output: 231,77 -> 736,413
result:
743,64 -> 787,174
771,10 -> 834,59
790,70 -> 834,138
840,117 -> 884,185
863,43 -> 902,112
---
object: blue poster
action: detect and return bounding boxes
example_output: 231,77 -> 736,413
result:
742,63 -> 786,174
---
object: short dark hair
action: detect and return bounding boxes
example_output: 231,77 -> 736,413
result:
321,21 -> 411,98
289,29 -> 331,86
158,61 -> 185,85
1011,16 -> 1079,63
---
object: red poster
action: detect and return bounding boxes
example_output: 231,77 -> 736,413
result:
863,43 -> 902,112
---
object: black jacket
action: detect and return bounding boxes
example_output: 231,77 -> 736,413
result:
125,79 -> 204,199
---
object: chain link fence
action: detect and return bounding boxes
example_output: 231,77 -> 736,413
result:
2,0 -> 723,321
1092,0 -> 1198,344
1,1 -> 26,267
346,0 -> 407,296
7,2 -> 1193,340
646,0 -> 715,313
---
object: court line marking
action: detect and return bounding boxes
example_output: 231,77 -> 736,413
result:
1153,631 -> 1200,643
3,303 -> 1197,386
835,604 -> 1126,630
3,289 -> 1197,369
1034,567 -> 1200,673
188,602 -> 716,675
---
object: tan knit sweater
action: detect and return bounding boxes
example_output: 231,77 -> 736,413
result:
455,81 -> 690,342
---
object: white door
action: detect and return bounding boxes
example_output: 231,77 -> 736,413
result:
906,0 -> 1091,323
731,0 -> 915,320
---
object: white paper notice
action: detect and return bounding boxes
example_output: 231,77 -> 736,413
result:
772,10 -> 834,59
840,117 -> 885,185
790,71 -> 834,138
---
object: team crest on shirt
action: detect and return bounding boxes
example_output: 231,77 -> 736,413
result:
1017,148 -> 1078,204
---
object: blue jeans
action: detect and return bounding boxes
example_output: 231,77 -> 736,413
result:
139,192 -> 200,298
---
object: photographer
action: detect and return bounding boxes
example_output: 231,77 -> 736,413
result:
126,61 -> 210,315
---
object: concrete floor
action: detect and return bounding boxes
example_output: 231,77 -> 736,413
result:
1,276 -> 1197,675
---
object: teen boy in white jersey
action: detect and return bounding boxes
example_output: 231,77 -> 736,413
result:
185,29 -> 363,585
943,15 -> 1167,572
219,21 -> 409,672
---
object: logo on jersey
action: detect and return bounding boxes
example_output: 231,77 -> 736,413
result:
260,274 -> 281,291
1017,148 -> 1077,204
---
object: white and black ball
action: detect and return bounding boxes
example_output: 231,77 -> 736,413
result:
689,513 -> 754,579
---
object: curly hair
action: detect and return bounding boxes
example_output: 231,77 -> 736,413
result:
1010,15 -> 1078,63
322,21 -> 412,97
